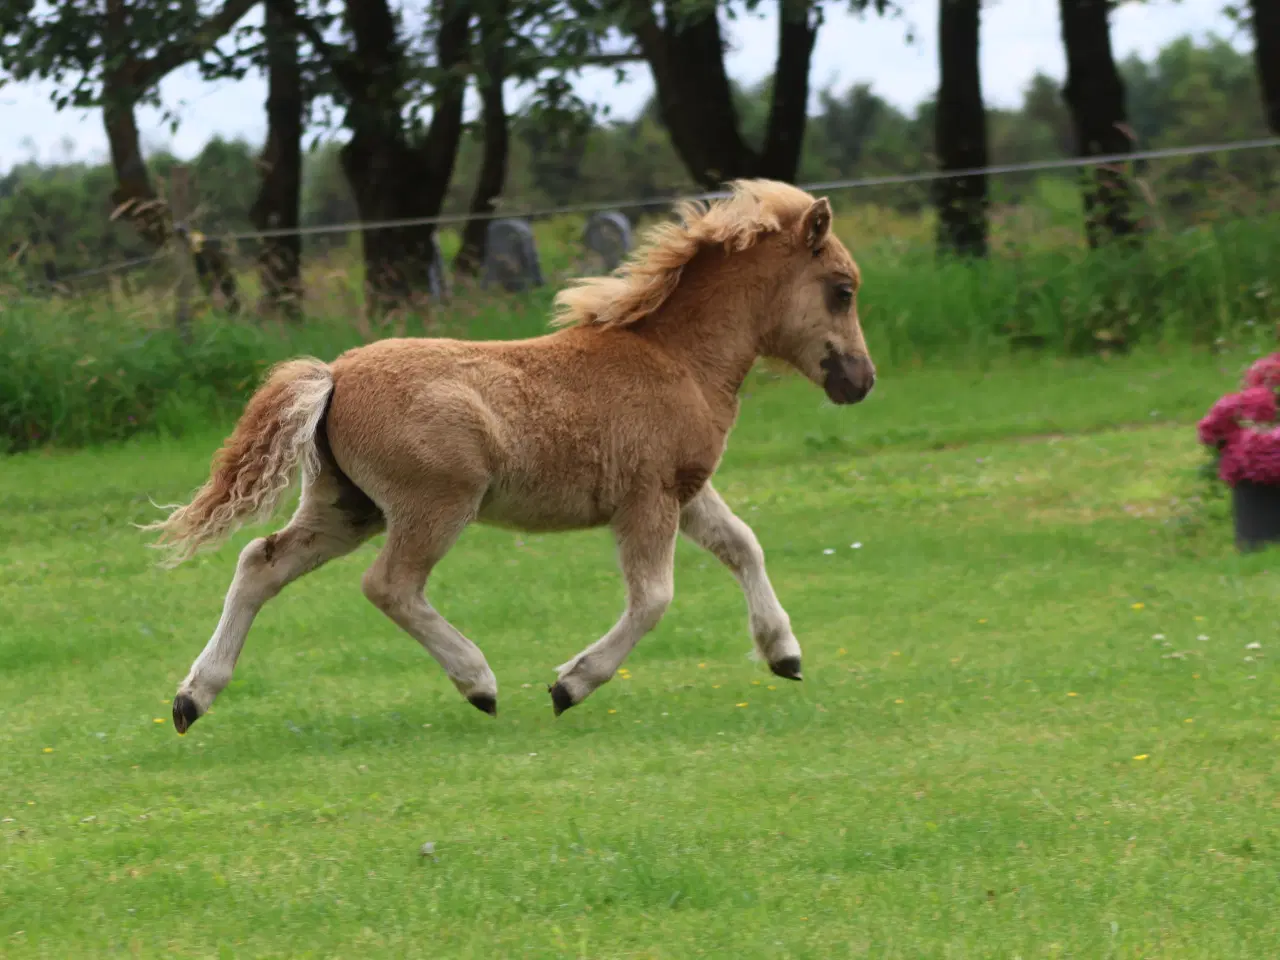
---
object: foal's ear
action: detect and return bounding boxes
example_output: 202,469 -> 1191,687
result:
799,197 -> 832,253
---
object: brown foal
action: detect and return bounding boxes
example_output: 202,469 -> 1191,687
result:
144,179 -> 876,732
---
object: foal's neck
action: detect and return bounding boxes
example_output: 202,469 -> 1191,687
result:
641,267 -> 769,411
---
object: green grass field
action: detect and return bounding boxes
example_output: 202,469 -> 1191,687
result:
2,348 -> 1278,957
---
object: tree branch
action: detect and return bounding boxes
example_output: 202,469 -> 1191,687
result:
420,0 -> 472,182
135,0 -> 260,89
294,12 -> 364,91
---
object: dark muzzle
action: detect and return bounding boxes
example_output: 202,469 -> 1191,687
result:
820,347 -> 876,405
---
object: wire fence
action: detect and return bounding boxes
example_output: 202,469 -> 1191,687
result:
8,134 -> 1280,304
210,135 -> 1280,243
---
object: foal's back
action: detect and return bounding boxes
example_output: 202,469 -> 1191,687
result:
323,326 -> 729,532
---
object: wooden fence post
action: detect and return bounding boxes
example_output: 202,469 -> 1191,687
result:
169,165 -> 196,342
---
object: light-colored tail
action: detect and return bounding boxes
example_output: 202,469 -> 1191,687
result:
141,357 -> 334,567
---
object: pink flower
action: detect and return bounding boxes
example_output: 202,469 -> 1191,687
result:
1200,356 -> 1280,486
1219,428 -> 1280,486
1198,404 -> 1241,447
1198,387 -> 1277,447
1198,386 -> 1280,448
1244,353 -> 1280,391
1237,386 -> 1279,424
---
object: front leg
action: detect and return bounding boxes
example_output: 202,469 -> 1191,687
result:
679,483 -> 803,680
549,494 -> 679,715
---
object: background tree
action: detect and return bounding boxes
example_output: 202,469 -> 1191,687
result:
249,0 -> 306,317
1245,0 -> 1279,135
454,0 -> 510,276
618,0 -> 893,187
1,31 -> 1273,291
302,0 -> 472,313
1058,0 -> 1143,246
0,0 -> 258,248
450,0 -> 631,274
935,0 -> 988,258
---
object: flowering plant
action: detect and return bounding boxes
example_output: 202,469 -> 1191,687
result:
1197,352 -> 1280,487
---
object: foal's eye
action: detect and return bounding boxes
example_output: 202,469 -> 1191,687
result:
835,284 -> 854,306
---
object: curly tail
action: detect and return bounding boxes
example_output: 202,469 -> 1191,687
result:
141,357 -> 334,567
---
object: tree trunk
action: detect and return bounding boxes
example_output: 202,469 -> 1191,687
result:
100,0 -> 257,250
758,0 -> 817,182
250,0 -> 304,319
417,0 -> 471,214
630,0 -> 756,188
1059,0 -> 1142,247
1250,0 -> 1280,134
102,0 -> 166,247
102,97 -> 168,247
935,0 -> 988,258
340,135 -> 438,311
630,0 -> 827,187
338,0 -> 470,314
455,1 -> 509,277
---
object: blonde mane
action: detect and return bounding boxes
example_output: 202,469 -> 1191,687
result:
552,179 -> 819,330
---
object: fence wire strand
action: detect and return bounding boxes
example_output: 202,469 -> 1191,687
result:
222,135 -> 1280,242
25,135 -> 1280,288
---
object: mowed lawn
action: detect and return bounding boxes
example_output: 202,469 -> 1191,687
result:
1,349 -> 1277,958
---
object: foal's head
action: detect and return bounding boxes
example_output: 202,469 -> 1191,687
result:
551,179 -> 875,403
759,193 -> 876,405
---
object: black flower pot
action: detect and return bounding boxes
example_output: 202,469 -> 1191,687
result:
1233,481 -> 1280,552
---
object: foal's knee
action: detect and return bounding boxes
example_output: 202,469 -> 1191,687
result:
631,583 -> 674,632
728,522 -> 766,571
361,564 -> 426,620
234,535 -> 290,604
702,517 -> 764,573
361,566 -> 398,615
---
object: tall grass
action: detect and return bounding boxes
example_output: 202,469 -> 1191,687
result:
2,209 -> 1277,454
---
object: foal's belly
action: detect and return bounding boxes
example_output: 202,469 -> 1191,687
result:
474,475 -> 614,533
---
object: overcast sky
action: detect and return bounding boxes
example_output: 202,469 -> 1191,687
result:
0,0 -> 1250,172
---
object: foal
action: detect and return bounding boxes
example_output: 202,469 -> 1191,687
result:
146,179 -> 876,732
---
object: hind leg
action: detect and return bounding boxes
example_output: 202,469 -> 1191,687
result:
360,495 -> 499,716
172,471 -> 383,733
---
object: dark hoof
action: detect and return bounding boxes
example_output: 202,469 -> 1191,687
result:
468,693 -> 497,717
172,694 -> 201,735
548,681 -> 576,717
770,656 -> 803,681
